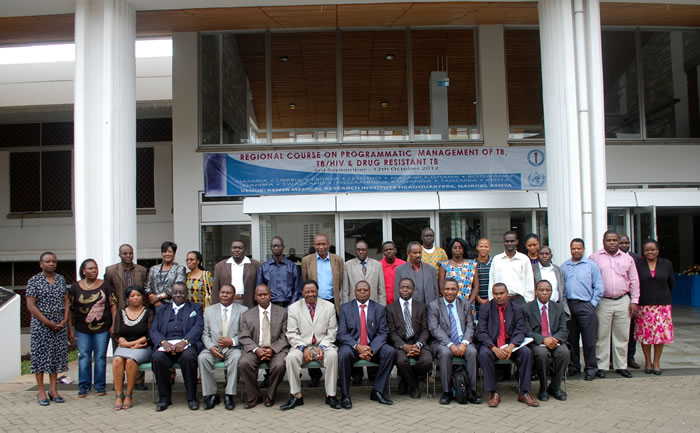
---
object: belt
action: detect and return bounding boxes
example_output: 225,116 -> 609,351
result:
233,294 -> 244,300
603,294 -> 628,301
568,299 -> 590,303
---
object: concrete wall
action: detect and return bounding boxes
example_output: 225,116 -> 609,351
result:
607,144 -> 700,184
0,293 -> 21,382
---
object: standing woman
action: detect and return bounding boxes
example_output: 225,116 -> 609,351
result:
438,237 -> 479,304
112,286 -> 153,410
145,241 -> 187,307
524,233 -> 541,265
185,250 -> 213,309
634,239 -> 675,375
25,252 -> 70,406
67,259 -> 117,397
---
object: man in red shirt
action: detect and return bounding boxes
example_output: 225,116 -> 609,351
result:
380,241 -> 406,305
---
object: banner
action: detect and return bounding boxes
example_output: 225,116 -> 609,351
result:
203,146 -> 546,197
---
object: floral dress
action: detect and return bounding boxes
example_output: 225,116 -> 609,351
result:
26,273 -> 69,374
186,270 -> 213,308
440,260 -> 477,300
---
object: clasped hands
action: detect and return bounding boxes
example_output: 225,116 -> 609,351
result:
402,343 -> 422,358
449,342 -> 468,357
255,346 -> 274,361
355,344 -> 373,361
491,343 -> 516,360
303,346 -> 325,363
209,336 -> 234,359
119,336 -> 148,349
162,339 -> 190,354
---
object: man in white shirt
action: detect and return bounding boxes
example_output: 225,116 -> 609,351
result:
489,231 -> 535,305
213,240 -> 261,307
198,284 -> 248,410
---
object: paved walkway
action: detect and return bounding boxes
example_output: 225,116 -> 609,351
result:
3,306 -> 700,432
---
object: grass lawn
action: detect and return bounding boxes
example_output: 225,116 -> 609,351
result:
21,350 -> 78,375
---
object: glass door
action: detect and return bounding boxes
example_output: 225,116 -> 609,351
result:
341,215 -> 384,261
632,206 -> 656,254
388,213 -> 434,261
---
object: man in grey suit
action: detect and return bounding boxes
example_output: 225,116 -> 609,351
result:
394,241 -> 439,306
532,246 -> 570,319
239,284 -> 289,409
427,278 -> 479,405
523,280 -> 570,402
198,284 -> 248,410
342,239 -> 386,305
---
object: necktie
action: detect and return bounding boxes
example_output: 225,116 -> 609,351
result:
541,305 -> 550,337
262,310 -> 271,347
308,303 -> 317,345
447,303 -> 461,346
403,301 -> 414,339
361,261 -> 367,276
360,304 -> 368,346
221,307 -> 229,336
497,305 -> 507,347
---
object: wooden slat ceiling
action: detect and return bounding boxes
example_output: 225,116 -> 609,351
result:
2,3 -> 700,45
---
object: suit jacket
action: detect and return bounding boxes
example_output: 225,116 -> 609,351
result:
476,300 -> 526,348
285,298 -> 338,349
342,258 -> 386,305
201,302 -> 248,350
149,301 -> 204,353
394,262 -> 439,305
532,263 -> 570,319
300,253 -> 344,312
427,297 -> 474,346
239,304 -> 289,355
386,298 -> 430,350
522,300 -> 568,345
337,299 -> 389,354
104,262 -> 147,309
212,257 -> 261,307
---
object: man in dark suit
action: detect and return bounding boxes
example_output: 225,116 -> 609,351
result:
150,282 -> 204,411
523,280 -> 569,402
386,277 -> 433,399
239,284 -> 290,409
532,246 -> 570,320
394,241 -> 439,306
337,281 -> 395,408
212,239 -> 260,307
477,282 -> 538,408
427,278 -> 479,405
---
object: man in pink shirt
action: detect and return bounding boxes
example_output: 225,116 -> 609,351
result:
380,241 -> 406,305
588,231 -> 640,379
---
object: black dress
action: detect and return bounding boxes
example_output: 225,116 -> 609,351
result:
26,273 -> 68,374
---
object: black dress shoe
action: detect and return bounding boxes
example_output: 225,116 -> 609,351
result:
369,390 -> 393,405
325,395 -> 341,409
616,369 -> 632,378
410,387 -> 421,399
439,392 -> 452,405
134,383 -> 148,391
398,380 -> 408,395
224,394 -> 235,410
203,394 -> 220,410
340,394 -> 352,409
260,372 -> 271,388
280,395 -> 304,410
352,376 -> 363,386
595,370 -> 606,378
628,360 -> 641,369
155,401 -> 169,412
537,390 -> 549,401
547,386 -> 567,401
567,369 -> 580,377
188,400 -> 200,410
264,396 -> 274,407
309,378 -> 321,387
584,373 -> 595,381
467,388 -> 481,404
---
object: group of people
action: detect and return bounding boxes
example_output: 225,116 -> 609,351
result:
25,227 -> 674,413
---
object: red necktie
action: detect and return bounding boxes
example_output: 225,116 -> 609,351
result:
308,303 -> 317,345
360,304 -> 368,346
541,305 -> 550,337
497,304 -> 507,347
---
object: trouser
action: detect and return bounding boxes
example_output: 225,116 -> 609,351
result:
596,296 -> 631,370
532,344 -> 569,392
198,347 -> 242,396
239,350 -> 287,402
478,344 -> 533,394
338,345 -> 395,396
152,346 -> 199,402
285,347 -> 338,397
567,300 -> 598,375
394,347 -> 433,391
433,343 -> 478,393
75,330 -> 110,394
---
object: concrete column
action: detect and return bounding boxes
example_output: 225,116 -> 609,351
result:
74,0 -> 136,275
538,0 -> 583,260
478,25 -> 509,146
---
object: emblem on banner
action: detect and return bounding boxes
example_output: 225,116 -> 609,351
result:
528,171 -> 545,187
527,149 -> 545,166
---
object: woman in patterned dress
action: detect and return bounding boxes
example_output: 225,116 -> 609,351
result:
438,237 -> 479,304
185,250 -> 213,309
144,241 -> 187,307
634,239 -> 675,375
25,251 -> 69,406
67,259 -> 117,397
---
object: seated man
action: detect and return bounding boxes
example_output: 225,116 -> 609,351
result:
281,280 -> 341,410
386,277 -> 433,399
427,277 -> 479,405
239,284 -> 290,409
198,284 -> 248,410
338,281 -> 395,408
523,280 -> 569,402
150,282 -> 204,411
477,282 -> 538,408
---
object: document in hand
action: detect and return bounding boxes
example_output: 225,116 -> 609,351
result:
157,339 -> 191,351
500,337 -> 533,352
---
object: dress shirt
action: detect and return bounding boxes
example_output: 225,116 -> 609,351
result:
257,256 -> 301,303
588,249 -> 640,303
536,299 -> 551,336
355,300 -> 371,346
122,266 -> 135,288
227,256 -> 251,296
560,257 -> 605,306
257,304 -> 271,346
443,298 -> 468,347
172,302 -> 185,315
316,253 -> 334,300
538,263 -> 559,302
400,298 -> 412,316
380,257 -> 406,305
488,251 -> 535,302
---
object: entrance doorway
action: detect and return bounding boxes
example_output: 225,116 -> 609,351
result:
340,213 -> 434,261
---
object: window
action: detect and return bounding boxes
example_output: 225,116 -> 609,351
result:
603,31 -> 641,139
10,150 -> 72,213
258,214 -> 335,262
505,29 -> 544,140
201,224 -> 252,271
